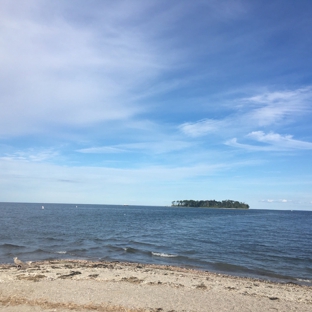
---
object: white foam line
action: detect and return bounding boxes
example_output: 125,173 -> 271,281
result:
152,252 -> 177,258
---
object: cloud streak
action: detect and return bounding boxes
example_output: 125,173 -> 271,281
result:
180,86 -> 312,138
0,149 -> 58,162
179,87 -> 312,157
78,140 -> 194,155
243,86 -> 312,127
0,0 -> 184,138
179,119 -> 225,137
226,131 -> 312,151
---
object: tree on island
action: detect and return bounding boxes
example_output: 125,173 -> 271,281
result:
171,199 -> 249,209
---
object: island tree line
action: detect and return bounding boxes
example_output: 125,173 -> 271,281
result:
171,199 -> 249,209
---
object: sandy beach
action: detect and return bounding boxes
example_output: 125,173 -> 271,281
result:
0,260 -> 311,312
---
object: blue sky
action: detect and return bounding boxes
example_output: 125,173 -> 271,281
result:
1,0 -> 312,210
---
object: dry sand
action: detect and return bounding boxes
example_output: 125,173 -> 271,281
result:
0,259 -> 311,312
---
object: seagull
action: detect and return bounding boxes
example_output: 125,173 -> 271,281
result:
13,257 -> 27,269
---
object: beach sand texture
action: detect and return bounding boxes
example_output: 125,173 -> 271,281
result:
0,260 -> 311,312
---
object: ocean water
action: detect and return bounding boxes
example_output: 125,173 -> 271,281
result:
0,202 -> 311,285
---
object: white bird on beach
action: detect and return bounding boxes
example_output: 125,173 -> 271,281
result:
13,257 -> 27,269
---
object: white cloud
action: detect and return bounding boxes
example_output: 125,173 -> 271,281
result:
226,131 -> 312,151
179,86 -> 312,140
0,148 -> 58,162
243,86 -> 312,127
247,131 -> 312,149
0,1 -> 183,138
179,86 -> 312,156
78,146 -> 127,154
261,199 -> 292,203
225,138 -> 276,151
264,199 -> 274,203
78,140 -> 194,155
179,119 -> 224,137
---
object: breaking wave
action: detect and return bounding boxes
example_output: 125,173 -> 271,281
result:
151,252 -> 178,258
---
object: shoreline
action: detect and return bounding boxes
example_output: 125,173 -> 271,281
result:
0,259 -> 311,311
170,206 -> 249,209
2,255 -> 309,287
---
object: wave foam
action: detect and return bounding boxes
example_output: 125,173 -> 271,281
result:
296,278 -> 312,283
152,252 -> 177,258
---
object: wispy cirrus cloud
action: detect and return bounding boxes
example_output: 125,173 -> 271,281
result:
248,131 -> 312,149
78,140 -> 194,155
226,131 -> 312,151
0,0 -> 186,138
0,148 -> 58,162
179,86 -> 312,145
179,119 -> 226,137
242,86 -> 312,127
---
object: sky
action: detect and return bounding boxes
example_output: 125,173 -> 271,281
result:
1,0 -> 312,210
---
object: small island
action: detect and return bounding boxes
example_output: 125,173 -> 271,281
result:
171,199 -> 249,209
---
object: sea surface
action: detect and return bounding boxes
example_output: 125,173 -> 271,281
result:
0,202 -> 311,285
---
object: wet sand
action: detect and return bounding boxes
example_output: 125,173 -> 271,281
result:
0,259 -> 311,311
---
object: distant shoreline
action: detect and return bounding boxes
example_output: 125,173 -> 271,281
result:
171,206 -> 249,209
171,199 -> 249,209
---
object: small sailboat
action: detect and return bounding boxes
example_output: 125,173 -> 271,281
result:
42,205 -> 44,209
